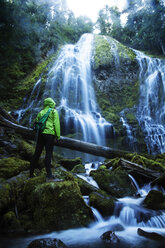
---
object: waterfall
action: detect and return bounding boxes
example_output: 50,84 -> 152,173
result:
135,50 -> 165,154
16,33 -> 112,160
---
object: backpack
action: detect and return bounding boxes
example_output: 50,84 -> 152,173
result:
33,108 -> 52,133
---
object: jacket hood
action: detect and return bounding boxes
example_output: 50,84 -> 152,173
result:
43,97 -> 56,108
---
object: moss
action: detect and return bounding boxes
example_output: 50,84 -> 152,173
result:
27,180 -> 94,231
125,153 -> 165,172
59,157 -> 82,171
105,158 -> 121,170
2,51 -> 60,111
0,182 -> 11,213
76,177 -> 98,195
17,140 -> 35,161
2,211 -> 22,232
0,157 -> 30,179
89,189 -> 115,217
94,35 -> 113,70
90,166 -> 136,197
93,35 -> 136,71
71,164 -> 86,174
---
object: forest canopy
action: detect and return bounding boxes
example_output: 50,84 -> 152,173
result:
0,0 -> 165,105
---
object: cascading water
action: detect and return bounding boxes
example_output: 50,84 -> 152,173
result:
3,166 -> 165,248
135,50 -> 165,154
16,34 -> 112,160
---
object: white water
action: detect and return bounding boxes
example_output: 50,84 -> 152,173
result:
15,34 -> 113,161
135,50 -> 165,154
2,164 -> 165,248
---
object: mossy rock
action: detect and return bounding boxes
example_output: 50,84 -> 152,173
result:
90,166 -> 136,197
143,190 -> 165,210
0,181 -> 11,213
26,180 -> 94,232
17,140 -> 35,161
76,177 -> 98,195
89,190 -> 115,217
71,164 -> 86,174
0,157 -> 30,179
2,211 -> 22,232
126,153 -> 165,172
59,157 -> 82,171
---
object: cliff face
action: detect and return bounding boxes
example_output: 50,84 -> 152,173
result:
92,35 -> 147,153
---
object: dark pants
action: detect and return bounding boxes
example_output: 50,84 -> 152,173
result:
30,133 -> 55,178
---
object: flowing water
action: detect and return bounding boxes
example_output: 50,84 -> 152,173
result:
15,33 -> 112,161
2,163 -> 165,248
135,50 -> 165,154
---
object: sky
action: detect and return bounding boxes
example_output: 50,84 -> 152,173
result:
67,0 -> 129,23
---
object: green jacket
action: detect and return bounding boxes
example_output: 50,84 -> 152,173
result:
35,98 -> 60,139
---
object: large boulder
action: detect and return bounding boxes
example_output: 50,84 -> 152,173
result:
90,166 -> 136,197
143,190 -> 165,210
23,179 -> 94,232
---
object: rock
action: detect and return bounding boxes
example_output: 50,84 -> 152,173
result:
27,238 -> 68,248
59,157 -> 82,171
76,177 -> 98,195
2,211 -> 22,232
100,230 -> 120,243
137,228 -> 165,241
23,179 -> 94,232
71,164 -> 86,174
151,174 -> 165,188
89,190 -> 115,217
90,166 -> 136,197
143,190 -> 165,210
0,157 -> 30,179
0,181 -> 11,214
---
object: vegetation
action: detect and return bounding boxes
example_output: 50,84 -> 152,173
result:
96,0 -> 165,55
0,0 -> 93,107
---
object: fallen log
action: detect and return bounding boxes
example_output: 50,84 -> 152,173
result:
120,158 -> 162,179
0,114 -> 128,159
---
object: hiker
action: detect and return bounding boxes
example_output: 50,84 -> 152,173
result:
30,97 -> 60,180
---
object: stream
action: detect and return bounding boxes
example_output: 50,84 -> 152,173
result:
1,162 -> 165,248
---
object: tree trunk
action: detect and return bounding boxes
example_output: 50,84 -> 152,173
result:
120,158 -> 162,179
0,112 -> 128,159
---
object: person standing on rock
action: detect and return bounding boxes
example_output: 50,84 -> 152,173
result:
30,97 -> 60,180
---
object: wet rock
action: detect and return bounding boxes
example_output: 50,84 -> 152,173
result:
59,157 -> 82,171
90,166 -> 136,197
76,177 -> 98,195
89,190 -> 115,217
143,190 -> 165,210
137,228 -> 165,241
27,238 -> 68,248
100,230 -> 120,243
71,164 -> 85,174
